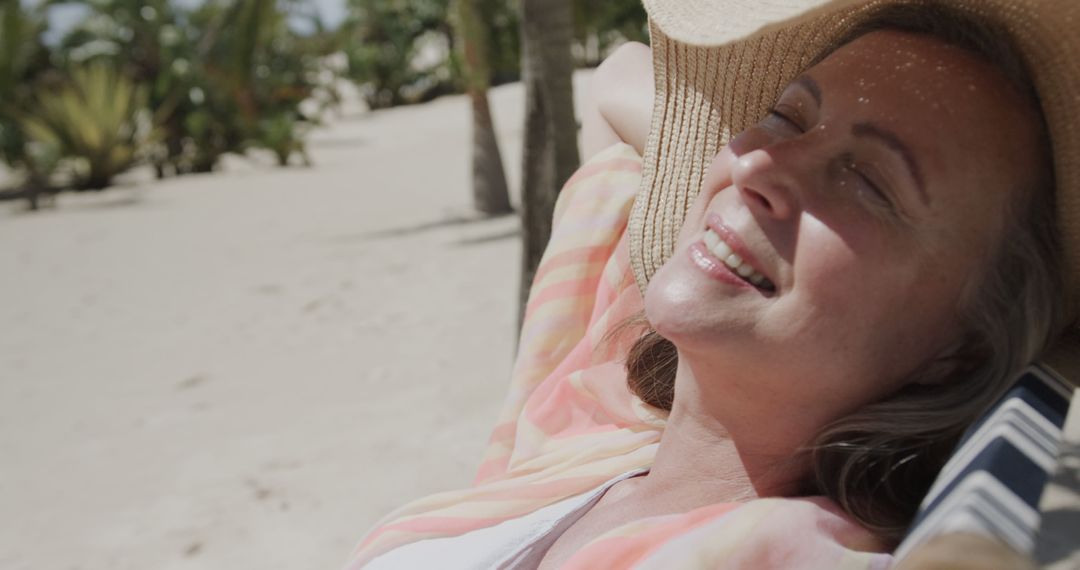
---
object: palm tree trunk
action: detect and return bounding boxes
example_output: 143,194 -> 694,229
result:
454,0 -> 512,216
519,0 -> 580,323
469,91 -> 512,214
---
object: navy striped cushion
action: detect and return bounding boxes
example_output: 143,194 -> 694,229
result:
895,364 -> 1073,560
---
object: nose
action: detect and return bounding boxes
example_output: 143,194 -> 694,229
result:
729,139 -> 804,221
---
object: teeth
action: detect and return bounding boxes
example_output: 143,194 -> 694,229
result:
714,240 -> 732,260
704,230 -> 720,250
703,229 -> 771,289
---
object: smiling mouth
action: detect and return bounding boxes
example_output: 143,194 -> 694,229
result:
702,229 -> 776,292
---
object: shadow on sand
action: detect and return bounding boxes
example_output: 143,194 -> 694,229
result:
308,136 -> 367,150
1,186 -> 146,215
357,211 -> 517,240
453,228 -> 521,246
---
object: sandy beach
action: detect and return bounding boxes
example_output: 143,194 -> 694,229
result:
5,56 -> 1080,570
0,70 -> 595,569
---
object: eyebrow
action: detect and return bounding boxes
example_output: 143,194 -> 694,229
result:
851,122 -> 930,206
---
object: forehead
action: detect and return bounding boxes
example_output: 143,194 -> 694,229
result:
812,30 -> 1002,110
804,30 -> 1040,215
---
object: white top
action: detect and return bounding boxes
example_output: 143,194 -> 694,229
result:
364,469 -> 649,570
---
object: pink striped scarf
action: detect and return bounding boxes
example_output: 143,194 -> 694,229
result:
346,143 -> 893,569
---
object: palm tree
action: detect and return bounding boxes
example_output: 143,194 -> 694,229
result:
195,0 -> 277,126
453,0 -> 512,215
518,0 -> 580,320
204,0 -> 317,167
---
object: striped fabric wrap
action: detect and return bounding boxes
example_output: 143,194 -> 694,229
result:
346,142 -> 891,569
895,365 -> 1074,561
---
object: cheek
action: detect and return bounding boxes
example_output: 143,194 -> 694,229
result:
791,217 -> 873,300
786,219 -> 928,351
793,211 -> 929,311
672,149 -> 739,252
787,221 -> 965,383
696,148 -> 736,204
643,256 -> 758,344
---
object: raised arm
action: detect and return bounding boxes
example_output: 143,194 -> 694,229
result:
580,41 -> 655,161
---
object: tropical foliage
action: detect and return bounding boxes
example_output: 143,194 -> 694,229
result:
21,62 -> 149,190
342,0 -> 455,109
55,0 -> 328,175
573,0 -> 649,66
0,1 -> 54,190
0,0 -> 338,208
0,0 -> 647,209
341,0 -> 645,109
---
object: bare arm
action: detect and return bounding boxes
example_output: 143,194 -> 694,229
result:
580,42 -> 655,161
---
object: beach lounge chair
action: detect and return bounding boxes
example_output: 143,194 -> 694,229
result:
894,357 -> 1078,568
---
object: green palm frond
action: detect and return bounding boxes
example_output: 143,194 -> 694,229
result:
0,0 -> 50,173
0,1 -> 43,96
21,62 -> 150,190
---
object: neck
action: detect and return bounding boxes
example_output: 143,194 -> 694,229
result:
643,360 -> 810,506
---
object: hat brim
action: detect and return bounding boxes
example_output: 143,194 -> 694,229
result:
631,0 -> 1080,375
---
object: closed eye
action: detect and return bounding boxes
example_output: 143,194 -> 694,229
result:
766,107 -> 805,134
843,157 -> 900,215
852,167 -> 887,201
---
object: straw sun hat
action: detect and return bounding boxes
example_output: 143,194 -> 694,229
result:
629,0 -> 1080,376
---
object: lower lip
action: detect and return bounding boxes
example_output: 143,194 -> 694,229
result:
688,241 -> 756,290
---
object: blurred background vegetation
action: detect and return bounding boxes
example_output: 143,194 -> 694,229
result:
0,0 -> 646,210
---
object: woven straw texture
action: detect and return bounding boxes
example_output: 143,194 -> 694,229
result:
630,0 -> 1079,372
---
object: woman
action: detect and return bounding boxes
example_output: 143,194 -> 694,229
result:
348,0 -> 1077,568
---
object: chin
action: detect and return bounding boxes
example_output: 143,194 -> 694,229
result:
645,260 -> 713,343
644,252 -> 759,352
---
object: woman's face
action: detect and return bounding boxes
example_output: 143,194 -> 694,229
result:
644,30 -> 1045,429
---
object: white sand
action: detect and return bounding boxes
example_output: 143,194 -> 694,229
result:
0,71 -> 595,569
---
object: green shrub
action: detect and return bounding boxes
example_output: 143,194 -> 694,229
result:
21,63 -> 151,190
343,0 -> 455,109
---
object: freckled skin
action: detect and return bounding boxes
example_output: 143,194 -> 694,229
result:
644,30 -> 1045,445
